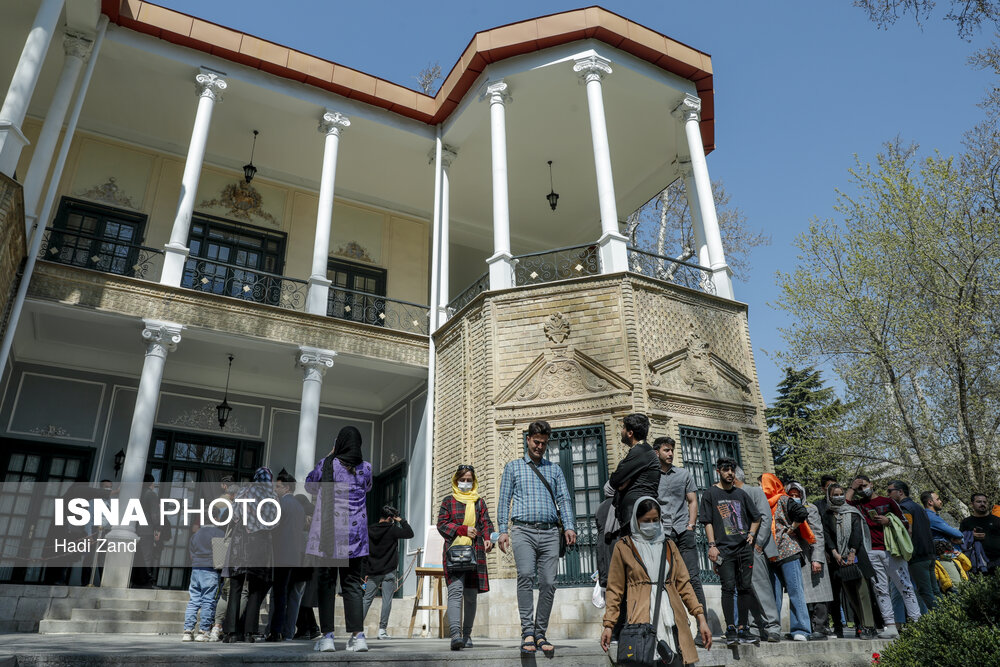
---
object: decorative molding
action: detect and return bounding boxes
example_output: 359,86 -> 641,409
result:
333,240 -> 374,263
298,346 -> 336,382
646,322 -> 752,404
28,425 -> 72,437
428,144 -> 459,168
319,110 -> 350,136
141,319 -> 184,353
495,345 -> 632,406
63,33 -> 93,60
195,69 -> 227,101
543,312 -> 570,344
573,55 -> 613,83
165,403 -> 249,435
75,176 -> 138,210
671,94 -> 701,123
199,181 -> 277,226
480,80 -> 511,105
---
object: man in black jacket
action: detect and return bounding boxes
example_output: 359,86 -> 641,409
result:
607,413 -> 660,536
887,480 -> 937,612
363,505 -> 414,639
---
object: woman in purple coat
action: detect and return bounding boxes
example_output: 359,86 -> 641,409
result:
305,426 -> 372,652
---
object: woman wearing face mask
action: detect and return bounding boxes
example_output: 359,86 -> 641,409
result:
600,496 -> 712,665
822,483 -> 878,640
437,464 -> 495,651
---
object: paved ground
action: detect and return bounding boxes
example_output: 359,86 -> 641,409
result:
0,633 -> 890,666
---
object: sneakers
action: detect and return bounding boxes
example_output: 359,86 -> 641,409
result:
737,627 -> 759,645
208,626 -> 223,642
725,625 -> 739,647
766,632 -> 782,643
346,633 -> 368,652
792,633 -> 808,642
314,636 -> 336,652
878,626 -> 899,640
181,630 -> 194,642
194,630 -> 210,642
860,627 -> 879,640
377,628 -> 390,640
311,631 -> 324,641
463,636 -> 474,649
808,631 -> 828,641
450,637 -> 465,651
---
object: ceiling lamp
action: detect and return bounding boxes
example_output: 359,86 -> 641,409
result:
216,354 -> 234,428
243,130 -> 259,184
546,160 -> 559,211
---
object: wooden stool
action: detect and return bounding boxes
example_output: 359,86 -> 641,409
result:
408,566 -> 447,638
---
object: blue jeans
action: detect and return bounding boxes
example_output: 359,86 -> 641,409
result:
185,568 -> 219,632
771,557 -> 811,635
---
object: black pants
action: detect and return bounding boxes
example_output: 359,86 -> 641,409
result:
317,557 -> 365,634
225,573 -> 270,636
269,567 -> 293,637
672,530 -> 707,609
718,543 -> 757,629
809,602 -> 828,631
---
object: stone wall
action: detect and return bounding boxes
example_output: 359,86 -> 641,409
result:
0,173 -> 25,341
432,273 -> 774,619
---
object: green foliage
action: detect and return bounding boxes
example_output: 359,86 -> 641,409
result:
877,572 -> 1000,667
766,366 -> 846,495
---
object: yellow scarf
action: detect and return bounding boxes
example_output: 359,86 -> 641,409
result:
451,475 -> 479,547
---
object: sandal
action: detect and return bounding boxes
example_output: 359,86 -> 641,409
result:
536,635 -> 555,656
520,635 -> 537,654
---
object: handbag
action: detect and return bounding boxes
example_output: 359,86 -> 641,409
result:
526,461 -> 568,557
838,562 -> 862,582
446,543 -> 477,571
211,525 -> 232,570
618,541 -> 669,667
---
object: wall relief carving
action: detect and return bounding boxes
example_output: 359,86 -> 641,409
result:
647,322 -> 753,404
75,177 -> 138,210
334,241 -> 373,263
199,182 -> 277,226
164,403 -> 249,435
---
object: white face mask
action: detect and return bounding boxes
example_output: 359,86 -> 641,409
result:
638,522 -> 660,540
457,481 -> 473,492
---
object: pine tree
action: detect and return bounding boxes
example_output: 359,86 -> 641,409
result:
766,367 -> 845,496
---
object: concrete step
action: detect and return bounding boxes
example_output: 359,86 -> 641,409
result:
93,599 -> 185,612
38,619 -> 179,635
70,608 -> 184,623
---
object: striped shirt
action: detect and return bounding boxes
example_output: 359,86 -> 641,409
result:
497,455 -> 576,533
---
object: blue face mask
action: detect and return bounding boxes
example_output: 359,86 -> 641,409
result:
791,497 -> 802,505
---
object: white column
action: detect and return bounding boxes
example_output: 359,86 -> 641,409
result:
293,347 -> 336,488
678,160 -> 709,268
0,0 -> 65,177
101,319 -> 184,588
672,94 -> 734,299
160,69 -> 227,286
481,81 -> 513,290
21,33 -> 92,236
433,145 -> 457,322
574,55 -> 628,273
306,110 -> 350,315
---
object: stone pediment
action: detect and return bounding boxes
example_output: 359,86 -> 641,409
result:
495,345 -> 632,407
647,325 -> 753,406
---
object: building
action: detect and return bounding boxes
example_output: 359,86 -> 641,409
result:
0,0 -> 773,637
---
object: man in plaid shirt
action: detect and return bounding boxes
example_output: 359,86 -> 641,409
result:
496,420 -> 577,656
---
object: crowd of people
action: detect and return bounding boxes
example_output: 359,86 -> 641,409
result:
40,414 -> 1000,663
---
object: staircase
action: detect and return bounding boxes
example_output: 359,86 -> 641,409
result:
37,588 -> 191,635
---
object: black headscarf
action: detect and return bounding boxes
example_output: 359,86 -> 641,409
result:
331,426 -> 364,469
319,426 -> 364,558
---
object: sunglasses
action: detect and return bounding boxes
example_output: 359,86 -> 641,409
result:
457,465 -> 475,474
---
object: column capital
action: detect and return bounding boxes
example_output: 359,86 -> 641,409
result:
479,80 -> 511,106
428,144 -> 458,167
573,55 -> 613,83
676,158 -> 693,178
671,94 -> 701,123
297,346 -> 336,381
62,32 -> 93,60
319,110 -> 351,136
141,319 -> 184,353
195,68 -> 227,102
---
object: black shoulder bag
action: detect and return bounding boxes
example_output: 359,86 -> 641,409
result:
618,541 -> 671,667
527,461 -> 568,558
445,498 -> 478,572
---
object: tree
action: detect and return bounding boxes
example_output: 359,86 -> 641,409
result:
853,0 -> 1000,38
766,367 -> 846,494
414,62 -> 442,95
625,177 -> 769,289
774,139 -> 1000,510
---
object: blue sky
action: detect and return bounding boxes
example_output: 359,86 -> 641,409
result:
156,0 -> 994,403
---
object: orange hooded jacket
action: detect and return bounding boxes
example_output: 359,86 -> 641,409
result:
761,473 -> 816,546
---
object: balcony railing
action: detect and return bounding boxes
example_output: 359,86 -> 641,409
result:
513,243 -> 601,287
38,226 -> 163,280
447,271 -> 489,315
327,286 -> 429,335
38,227 -> 430,336
626,246 -> 716,295
183,258 -> 309,311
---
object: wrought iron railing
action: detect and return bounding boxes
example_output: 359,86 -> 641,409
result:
447,271 -> 489,315
513,243 -> 601,287
327,286 -> 429,335
182,258 -> 308,311
626,246 -> 716,295
39,226 -> 163,280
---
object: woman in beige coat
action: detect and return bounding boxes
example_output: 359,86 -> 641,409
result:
600,496 -> 712,665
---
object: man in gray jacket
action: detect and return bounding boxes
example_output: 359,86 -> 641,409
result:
733,467 -> 781,642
